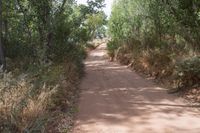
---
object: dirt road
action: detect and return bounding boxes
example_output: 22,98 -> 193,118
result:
73,44 -> 200,133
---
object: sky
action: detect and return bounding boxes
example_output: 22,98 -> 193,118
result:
77,0 -> 113,17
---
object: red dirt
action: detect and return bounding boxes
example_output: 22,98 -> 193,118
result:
73,44 -> 200,133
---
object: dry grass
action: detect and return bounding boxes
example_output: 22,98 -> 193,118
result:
0,73 -> 57,132
114,42 -> 187,85
0,61 -> 82,133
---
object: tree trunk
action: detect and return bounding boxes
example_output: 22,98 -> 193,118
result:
0,0 -> 6,70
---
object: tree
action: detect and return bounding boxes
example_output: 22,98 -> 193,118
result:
109,0 -> 200,51
0,0 -> 5,70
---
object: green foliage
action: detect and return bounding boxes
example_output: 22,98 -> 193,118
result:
2,0 -> 106,67
107,40 -> 119,57
108,0 -> 200,89
109,0 -> 200,51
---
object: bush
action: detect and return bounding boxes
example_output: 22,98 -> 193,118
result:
146,50 -> 174,78
175,56 -> 200,88
107,40 -> 120,60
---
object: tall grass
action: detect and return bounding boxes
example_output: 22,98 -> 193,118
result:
0,59 -> 82,132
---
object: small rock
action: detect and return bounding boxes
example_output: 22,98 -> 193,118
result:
186,95 -> 194,99
192,89 -> 197,94
196,96 -> 200,102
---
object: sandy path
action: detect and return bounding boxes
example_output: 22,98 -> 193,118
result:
73,44 -> 200,133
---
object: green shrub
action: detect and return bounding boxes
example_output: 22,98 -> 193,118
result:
107,40 -> 120,58
175,56 -> 200,88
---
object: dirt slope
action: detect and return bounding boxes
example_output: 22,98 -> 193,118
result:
73,44 -> 200,133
